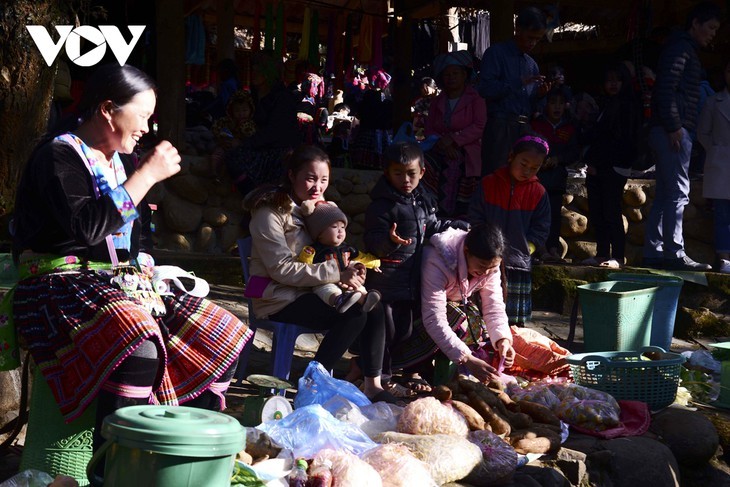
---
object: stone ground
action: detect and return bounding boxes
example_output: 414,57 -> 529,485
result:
2,281 -> 730,485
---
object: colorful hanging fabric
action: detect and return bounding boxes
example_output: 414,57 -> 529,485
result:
252,0 -> 261,51
309,9 -> 320,68
299,7 -> 311,61
358,14 -> 373,64
276,1 -> 286,55
264,2 -> 274,51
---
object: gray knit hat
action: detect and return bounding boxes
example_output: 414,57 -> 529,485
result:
301,200 -> 348,240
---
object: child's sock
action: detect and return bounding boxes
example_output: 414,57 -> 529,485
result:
361,290 -> 381,313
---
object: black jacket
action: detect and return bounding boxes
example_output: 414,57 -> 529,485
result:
651,30 -> 701,133
363,177 -> 468,301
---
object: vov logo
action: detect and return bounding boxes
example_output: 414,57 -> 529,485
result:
26,25 -> 146,67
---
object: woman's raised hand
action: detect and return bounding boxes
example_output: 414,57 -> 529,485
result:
495,338 -> 515,369
139,140 -> 182,184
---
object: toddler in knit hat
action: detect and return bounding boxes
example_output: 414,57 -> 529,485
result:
299,200 -> 382,313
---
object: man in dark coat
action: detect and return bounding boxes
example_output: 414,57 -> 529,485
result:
643,2 -> 722,271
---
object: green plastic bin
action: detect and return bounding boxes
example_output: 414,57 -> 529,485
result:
577,281 -> 658,352
608,272 -> 684,351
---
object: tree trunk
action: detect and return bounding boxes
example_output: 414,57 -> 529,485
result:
0,1 -> 66,234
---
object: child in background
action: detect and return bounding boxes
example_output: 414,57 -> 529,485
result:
531,87 -> 579,262
211,90 -> 256,178
299,200 -> 382,313
411,77 -> 440,139
468,135 -> 551,326
364,141 -> 469,394
582,64 -> 640,269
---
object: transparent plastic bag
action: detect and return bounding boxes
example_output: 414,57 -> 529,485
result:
396,396 -> 468,436
0,470 -> 55,487
256,404 -> 376,458
361,443 -> 436,487
311,449 -> 382,487
506,381 -> 562,409
465,429 -> 518,485
324,397 -> 401,439
293,361 -> 370,409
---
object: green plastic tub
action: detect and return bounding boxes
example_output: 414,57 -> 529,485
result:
577,280 -> 658,352
608,272 -> 684,351
87,405 -> 245,487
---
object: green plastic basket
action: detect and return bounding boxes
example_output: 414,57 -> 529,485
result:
577,280 -> 658,352
19,370 -> 96,486
566,346 -> 686,410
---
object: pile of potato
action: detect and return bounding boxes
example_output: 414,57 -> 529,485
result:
432,377 -> 563,455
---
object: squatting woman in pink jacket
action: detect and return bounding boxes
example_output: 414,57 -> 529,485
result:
419,223 -> 515,382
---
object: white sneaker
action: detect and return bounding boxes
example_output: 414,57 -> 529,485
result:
719,259 -> 730,274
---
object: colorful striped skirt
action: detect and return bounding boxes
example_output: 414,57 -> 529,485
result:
390,300 -> 487,370
13,270 -> 251,422
505,267 -> 533,325
422,149 -> 479,219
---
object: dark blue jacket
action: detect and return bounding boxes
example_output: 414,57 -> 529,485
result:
364,177 -> 468,302
651,30 -> 701,133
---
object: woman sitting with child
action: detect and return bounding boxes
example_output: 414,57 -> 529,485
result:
243,145 -> 396,403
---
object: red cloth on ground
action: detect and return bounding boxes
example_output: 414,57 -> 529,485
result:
570,400 -> 651,439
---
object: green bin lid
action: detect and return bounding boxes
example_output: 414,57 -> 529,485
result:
101,405 -> 245,457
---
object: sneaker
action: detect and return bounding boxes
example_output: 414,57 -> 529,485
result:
361,290 -> 381,313
718,259 -> 730,274
664,255 -> 712,271
642,257 -> 665,269
335,291 -> 362,313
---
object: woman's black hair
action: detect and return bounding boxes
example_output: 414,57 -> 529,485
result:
464,222 -> 506,261
515,7 -> 547,31
383,141 -> 425,169
77,64 -> 156,123
243,145 -> 331,213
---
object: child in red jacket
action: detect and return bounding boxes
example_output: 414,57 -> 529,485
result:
468,136 -> 551,326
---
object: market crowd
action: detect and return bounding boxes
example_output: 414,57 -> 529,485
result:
7,2 -> 726,446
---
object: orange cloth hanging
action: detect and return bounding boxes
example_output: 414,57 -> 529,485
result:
358,14 -> 373,64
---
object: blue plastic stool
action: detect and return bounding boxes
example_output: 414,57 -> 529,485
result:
235,237 -> 319,382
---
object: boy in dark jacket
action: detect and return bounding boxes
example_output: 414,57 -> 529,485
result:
364,141 -> 468,393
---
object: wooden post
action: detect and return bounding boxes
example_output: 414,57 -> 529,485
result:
490,0 -> 515,44
155,0 -> 185,148
216,0 -> 235,62
392,14 -> 413,131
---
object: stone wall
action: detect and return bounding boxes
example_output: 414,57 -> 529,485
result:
151,155 -> 714,268
561,178 -> 714,266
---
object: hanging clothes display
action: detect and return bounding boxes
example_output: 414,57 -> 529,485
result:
325,11 -> 338,75
412,20 -> 438,74
371,16 -> 384,70
456,10 -> 490,59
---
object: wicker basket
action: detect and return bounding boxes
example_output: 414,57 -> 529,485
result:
566,346 -> 686,410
